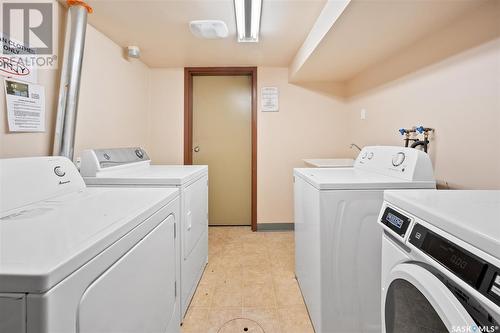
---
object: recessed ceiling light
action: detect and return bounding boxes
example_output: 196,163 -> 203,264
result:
189,20 -> 229,39
234,0 -> 262,42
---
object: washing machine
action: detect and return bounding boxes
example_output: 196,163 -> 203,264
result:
0,156 -> 180,333
294,146 -> 436,333
379,190 -> 500,333
79,147 -> 208,318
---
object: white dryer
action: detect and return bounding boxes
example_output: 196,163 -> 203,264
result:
294,146 -> 436,333
379,190 -> 500,333
0,156 -> 180,333
80,147 -> 208,318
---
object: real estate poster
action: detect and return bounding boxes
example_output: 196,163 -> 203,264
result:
4,78 -> 45,132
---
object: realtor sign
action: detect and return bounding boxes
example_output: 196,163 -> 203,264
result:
0,0 -> 58,78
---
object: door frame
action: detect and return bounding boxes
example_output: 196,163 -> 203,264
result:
184,67 -> 258,231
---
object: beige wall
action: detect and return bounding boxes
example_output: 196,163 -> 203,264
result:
0,4 -> 152,160
73,25 -> 151,158
2,6 -> 498,224
148,69 -> 184,164
148,67 -> 350,224
345,38 -> 500,189
0,63 -> 61,158
0,3 -> 65,158
257,68 -> 348,223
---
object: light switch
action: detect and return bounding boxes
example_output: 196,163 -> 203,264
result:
360,109 -> 366,120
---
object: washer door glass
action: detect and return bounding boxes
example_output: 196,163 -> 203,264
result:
384,263 -> 475,333
386,278 -> 446,332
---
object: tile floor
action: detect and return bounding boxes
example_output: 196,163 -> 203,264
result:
181,226 -> 315,333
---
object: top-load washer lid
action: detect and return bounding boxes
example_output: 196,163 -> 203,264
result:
294,146 -> 436,190
384,190 -> 500,259
80,148 -> 208,186
0,156 -> 179,293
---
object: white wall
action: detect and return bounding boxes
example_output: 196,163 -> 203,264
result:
345,38 -> 500,189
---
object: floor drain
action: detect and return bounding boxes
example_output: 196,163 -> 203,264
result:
217,318 -> 265,333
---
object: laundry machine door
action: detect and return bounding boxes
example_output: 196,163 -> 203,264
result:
383,263 -> 475,333
182,175 -> 208,260
77,214 -> 178,333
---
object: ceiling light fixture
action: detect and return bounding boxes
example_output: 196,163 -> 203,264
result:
234,0 -> 262,42
189,20 -> 229,39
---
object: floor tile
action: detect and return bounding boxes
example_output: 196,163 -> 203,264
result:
243,307 -> 282,333
277,305 -> 315,333
242,283 -> 277,307
182,226 -> 313,333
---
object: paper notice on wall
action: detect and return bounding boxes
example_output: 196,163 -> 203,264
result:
0,34 -> 38,83
4,78 -> 45,132
261,87 -> 279,112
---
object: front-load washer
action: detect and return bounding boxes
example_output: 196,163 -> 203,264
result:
294,146 -> 436,333
0,156 -> 180,333
79,147 -> 208,318
379,190 -> 500,333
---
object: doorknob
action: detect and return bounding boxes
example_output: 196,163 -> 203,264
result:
193,146 -> 200,153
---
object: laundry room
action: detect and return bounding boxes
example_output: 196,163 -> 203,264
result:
0,0 -> 499,332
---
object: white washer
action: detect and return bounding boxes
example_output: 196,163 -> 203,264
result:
294,146 -> 436,333
379,190 -> 500,333
80,147 -> 208,319
0,156 -> 180,333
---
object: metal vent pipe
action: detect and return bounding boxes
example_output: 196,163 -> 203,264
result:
53,0 -> 92,160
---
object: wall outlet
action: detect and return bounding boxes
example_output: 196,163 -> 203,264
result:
360,109 -> 367,120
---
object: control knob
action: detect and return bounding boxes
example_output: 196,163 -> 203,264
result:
392,152 -> 406,167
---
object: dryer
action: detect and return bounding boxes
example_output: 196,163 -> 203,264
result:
79,147 -> 208,318
0,156 -> 180,333
294,146 -> 436,333
379,190 -> 500,333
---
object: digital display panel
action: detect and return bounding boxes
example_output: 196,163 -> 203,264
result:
386,212 -> 404,229
422,233 -> 487,287
380,207 -> 411,237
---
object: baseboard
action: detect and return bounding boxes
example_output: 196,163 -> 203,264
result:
256,223 -> 294,231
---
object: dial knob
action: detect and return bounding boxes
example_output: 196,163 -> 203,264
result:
367,152 -> 374,160
392,152 -> 406,167
361,152 -> 368,159
135,149 -> 144,159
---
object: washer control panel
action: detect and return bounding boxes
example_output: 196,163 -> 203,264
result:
80,147 -> 151,177
354,146 -> 435,183
93,147 -> 150,168
409,223 -> 500,307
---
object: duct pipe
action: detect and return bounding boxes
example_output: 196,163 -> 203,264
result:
53,0 -> 92,160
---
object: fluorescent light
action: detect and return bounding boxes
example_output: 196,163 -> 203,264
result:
234,0 -> 262,42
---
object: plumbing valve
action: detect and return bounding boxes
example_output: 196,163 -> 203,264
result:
416,126 -> 434,134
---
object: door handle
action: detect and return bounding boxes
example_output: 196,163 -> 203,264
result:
193,146 -> 200,153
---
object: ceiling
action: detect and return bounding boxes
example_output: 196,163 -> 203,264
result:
85,0 -> 326,68
290,0 -> 487,83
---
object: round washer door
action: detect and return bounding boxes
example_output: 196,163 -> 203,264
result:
383,263 -> 476,333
